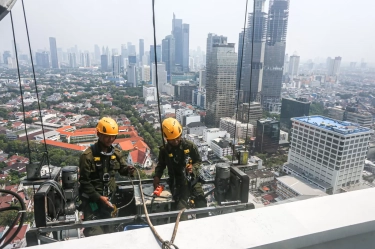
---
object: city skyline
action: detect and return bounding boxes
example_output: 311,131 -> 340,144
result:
0,0 -> 374,63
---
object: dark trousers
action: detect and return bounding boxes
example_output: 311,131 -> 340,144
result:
81,199 -> 113,237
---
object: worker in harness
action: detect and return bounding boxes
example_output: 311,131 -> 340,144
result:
79,117 -> 134,237
153,118 -> 207,220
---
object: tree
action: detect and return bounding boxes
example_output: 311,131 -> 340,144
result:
309,102 -> 328,116
24,117 -> 33,124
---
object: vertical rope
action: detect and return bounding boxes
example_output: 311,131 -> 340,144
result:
245,0 -> 258,146
21,0 -> 51,174
232,0 -> 249,164
10,11 -> 32,163
151,0 -> 166,148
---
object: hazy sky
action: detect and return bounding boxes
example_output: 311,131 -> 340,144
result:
1,0 -> 375,63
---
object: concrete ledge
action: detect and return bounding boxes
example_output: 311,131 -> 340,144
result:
34,188 -> 375,249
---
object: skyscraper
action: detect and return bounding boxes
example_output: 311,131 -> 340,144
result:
2,51 -> 11,64
239,0 -> 267,103
261,0 -> 289,104
112,55 -> 122,77
35,52 -> 50,68
49,37 -> 59,69
139,39 -> 144,60
205,34 -> 237,127
94,44 -> 100,62
68,53 -> 76,68
162,35 -> 175,81
152,63 -> 167,93
85,53 -> 91,67
288,54 -> 300,77
101,54 -> 108,71
150,45 -> 162,65
172,14 -> 189,72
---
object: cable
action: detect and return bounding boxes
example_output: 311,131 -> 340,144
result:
232,0 -> 250,164
115,176 -> 135,211
21,0 -> 51,175
0,189 -> 26,249
135,167 -> 184,249
244,0 -> 258,145
9,10 -> 32,163
151,0 -> 166,149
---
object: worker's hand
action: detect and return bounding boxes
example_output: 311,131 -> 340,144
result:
99,196 -> 113,209
186,164 -> 193,174
127,165 -> 135,176
153,176 -> 160,190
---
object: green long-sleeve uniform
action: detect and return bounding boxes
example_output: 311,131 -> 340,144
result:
155,139 -> 206,219
79,142 -> 130,236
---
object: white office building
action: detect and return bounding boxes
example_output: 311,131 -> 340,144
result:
142,86 -> 157,104
283,116 -> 373,194
203,128 -> 230,147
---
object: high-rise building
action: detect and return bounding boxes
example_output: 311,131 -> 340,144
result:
2,51 -> 11,64
237,102 -> 263,125
280,97 -> 310,132
150,45 -> 162,65
219,117 -> 254,141
261,0 -> 290,104
94,44 -> 100,62
141,65 -> 151,82
68,53 -> 76,68
332,56 -> 342,76
239,0 -> 267,103
174,81 -> 197,104
35,52 -> 50,68
255,118 -> 280,153
49,37 -> 59,69
288,55 -> 300,77
128,44 -> 136,56
199,70 -> 206,88
85,53 -> 91,67
139,39 -> 144,61
152,63 -> 167,92
284,116 -> 373,194
112,55 -> 122,77
172,14 -> 189,72
127,65 -> 138,87
101,54 -> 108,71
162,35 -> 175,80
80,53 -> 85,67
205,34 -> 237,127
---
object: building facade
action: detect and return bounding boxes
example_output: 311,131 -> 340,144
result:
280,97 -> 310,132
255,118 -> 280,153
284,116 -> 373,194
49,37 -> 59,69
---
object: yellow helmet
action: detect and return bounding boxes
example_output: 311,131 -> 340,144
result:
96,117 -> 118,135
162,118 -> 182,140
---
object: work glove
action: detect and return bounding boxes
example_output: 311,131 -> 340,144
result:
153,176 -> 160,190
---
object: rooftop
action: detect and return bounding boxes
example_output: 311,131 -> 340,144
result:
277,175 -> 328,196
292,115 -> 373,135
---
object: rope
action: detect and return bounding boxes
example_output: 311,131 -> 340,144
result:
21,0 -> 51,175
244,0 -> 258,145
9,10 -> 32,163
232,0 -> 250,163
151,0 -> 166,149
0,189 -> 26,249
135,167 -> 184,249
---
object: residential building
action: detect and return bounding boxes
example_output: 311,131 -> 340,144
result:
284,116 -> 373,194
199,70 -> 206,87
192,88 -> 206,109
112,55 -> 122,77
211,138 -> 233,157
276,175 -> 328,200
127,64 -> 138,87
175,109 -> 193,125
49,37 -> 59,69
186,122 -> 207,136
280,97 -> 310,132
141,65 -> 151,83
205,34 -> 237,126
142,86 -> 157,104
246,169 -> 274,191
183,114 -> 200,127
68,53 -> 76,68
255,118 -> 280,153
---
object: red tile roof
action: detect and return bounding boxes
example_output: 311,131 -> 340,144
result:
133,140 -> 149,150
129,148 -> 147,165
41,140 -> 87,152
118,140 -> 134,151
